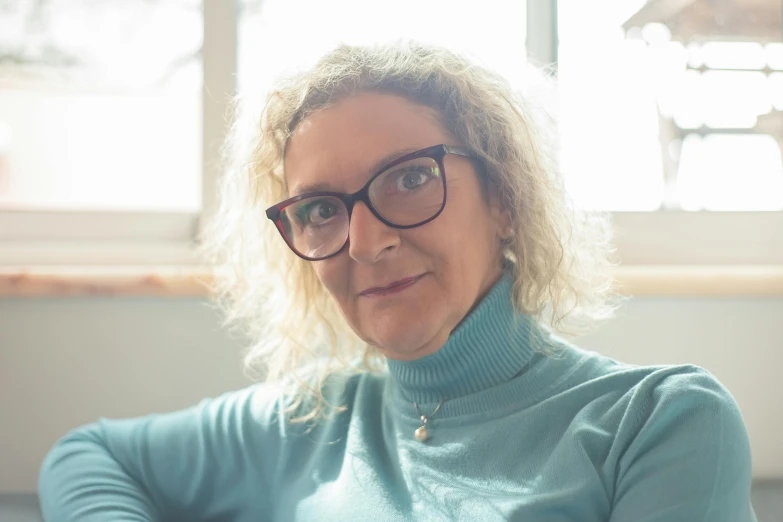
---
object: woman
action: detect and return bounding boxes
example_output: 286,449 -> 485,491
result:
39,42 -> 757,521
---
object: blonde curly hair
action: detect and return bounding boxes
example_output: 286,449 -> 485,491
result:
199,41 -> 624,423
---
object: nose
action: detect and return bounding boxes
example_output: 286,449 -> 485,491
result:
347,202 -> 400,263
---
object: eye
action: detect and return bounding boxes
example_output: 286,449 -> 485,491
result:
295,199 -> 342,226
394,166 -> 438,192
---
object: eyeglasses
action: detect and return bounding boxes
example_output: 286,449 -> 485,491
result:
266,144 -> 475,261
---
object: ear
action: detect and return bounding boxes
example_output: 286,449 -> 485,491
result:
487,183 -> 512,240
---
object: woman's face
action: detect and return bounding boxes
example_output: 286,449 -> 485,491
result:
284,93 -> 509,361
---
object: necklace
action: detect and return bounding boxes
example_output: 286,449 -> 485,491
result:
413,398 -> 446,442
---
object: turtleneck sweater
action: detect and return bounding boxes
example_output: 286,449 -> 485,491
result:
38,273 -> 757,521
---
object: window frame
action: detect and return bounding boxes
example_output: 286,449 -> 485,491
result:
0,0 -> 780,269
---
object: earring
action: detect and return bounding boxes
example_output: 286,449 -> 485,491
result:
499,227 -> 513,242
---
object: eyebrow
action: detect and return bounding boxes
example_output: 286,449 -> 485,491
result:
289,147 -> 418,197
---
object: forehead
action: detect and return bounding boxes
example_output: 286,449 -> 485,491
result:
284,93 -> 451,196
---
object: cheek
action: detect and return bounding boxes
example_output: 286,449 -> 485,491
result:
435,198 -> 494,250
433,205 -> 499,275
406,202 -> 477,255
314,260 -> 351,306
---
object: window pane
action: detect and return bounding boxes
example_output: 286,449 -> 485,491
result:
679,134 -> 783,211
238,0 -> 526,108
558,0 -> 783,211
0,1 -> 202,212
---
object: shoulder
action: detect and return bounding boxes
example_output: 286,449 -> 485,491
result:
188,381 -> 287,425
578,349 -> 746,429
597,359 -> 753,491
558,341 -> 737,411
632,363 -> 740,413
553,347 -> 755,517
242,367 -> 384,431
618,362 -> 751,453
599,362 -> 755,518
551,343 -> 750,454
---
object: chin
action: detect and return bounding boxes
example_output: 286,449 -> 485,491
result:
356,292 -> 449,358
366,317 -> 444,361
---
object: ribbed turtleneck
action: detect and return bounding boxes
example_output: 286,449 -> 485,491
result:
386,271 -> 545,407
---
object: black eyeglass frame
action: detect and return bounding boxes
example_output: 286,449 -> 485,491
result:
265,143 -> 475,261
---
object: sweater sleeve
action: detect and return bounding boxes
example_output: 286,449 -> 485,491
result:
38,383 -> 286,522
609,367 -> 757,522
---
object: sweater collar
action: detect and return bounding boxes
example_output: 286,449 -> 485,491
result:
386,270 -> 541,405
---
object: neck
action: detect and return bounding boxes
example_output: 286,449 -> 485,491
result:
383,267 -> 505,363
386,271 -> 543,405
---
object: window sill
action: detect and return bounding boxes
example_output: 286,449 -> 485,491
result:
0,266 -> 211,297
1,265 -> 782,298
615,265 -> 783,297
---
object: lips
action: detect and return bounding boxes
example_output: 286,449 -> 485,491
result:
360,274 -> 425,296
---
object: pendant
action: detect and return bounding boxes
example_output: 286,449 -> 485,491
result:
413,400 -> 444,442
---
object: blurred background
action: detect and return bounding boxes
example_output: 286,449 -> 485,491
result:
0,0 -> 781,520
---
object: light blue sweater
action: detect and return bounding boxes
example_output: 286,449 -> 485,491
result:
39,273 -> 757,521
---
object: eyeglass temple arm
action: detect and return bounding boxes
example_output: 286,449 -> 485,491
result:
443,145 -> 475,158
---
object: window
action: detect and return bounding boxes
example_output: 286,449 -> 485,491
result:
238,0 -> 527,100
0,0 -> 227,265
556,0 -> 783,265
1,0 -> 780,271
558,0 -> 783,212
0,1 -> 202,212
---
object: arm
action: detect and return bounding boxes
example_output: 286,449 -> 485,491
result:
38,383 -> 285,522
609,368 -> 757,522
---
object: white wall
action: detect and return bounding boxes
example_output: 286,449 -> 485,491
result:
1,296 -> 782,493
0,297 -> 249,493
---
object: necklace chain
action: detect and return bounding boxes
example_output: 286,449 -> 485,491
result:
413,398 -> 445,420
